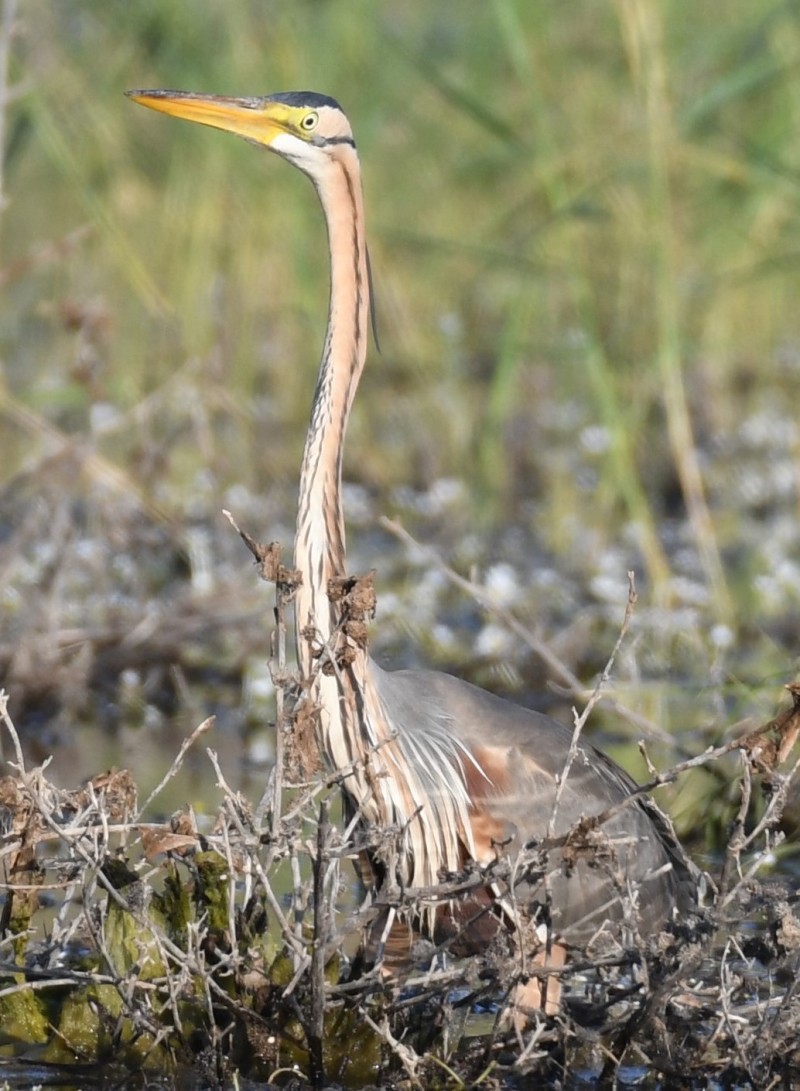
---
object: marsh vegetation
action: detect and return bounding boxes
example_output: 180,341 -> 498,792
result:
2,2 -> 800,1087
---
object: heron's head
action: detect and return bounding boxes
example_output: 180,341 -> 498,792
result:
126,89 -> 355,183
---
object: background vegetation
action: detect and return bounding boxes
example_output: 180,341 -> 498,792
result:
1,1 -> 799,842
1,3 -> 800,1084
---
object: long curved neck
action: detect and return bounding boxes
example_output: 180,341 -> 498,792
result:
289,145 -> 473,893
294,145 -> 370,674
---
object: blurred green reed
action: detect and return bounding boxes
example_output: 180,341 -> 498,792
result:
2,0 -> 800,618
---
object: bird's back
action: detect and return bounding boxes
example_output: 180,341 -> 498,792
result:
371,663 -> 699,944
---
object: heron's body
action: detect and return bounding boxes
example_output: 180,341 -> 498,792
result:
129,88 -> 699,1005
371,664 -> 696,946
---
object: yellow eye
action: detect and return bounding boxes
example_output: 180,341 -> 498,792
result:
300,111 -> 319,132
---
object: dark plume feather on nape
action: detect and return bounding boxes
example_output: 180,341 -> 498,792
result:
266,91 -> 343,112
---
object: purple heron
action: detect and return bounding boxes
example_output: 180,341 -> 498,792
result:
128,88 -> 700,1013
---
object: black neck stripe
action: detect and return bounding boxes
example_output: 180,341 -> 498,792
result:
321,135 -> 356,147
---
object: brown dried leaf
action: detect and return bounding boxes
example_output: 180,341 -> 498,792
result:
328,571 -> 377,618
344,619 -> 369,649
775,906 -> 800,954
139,826 -> 200,860
222,516 -> 302,594
325,571 -> 377,668
777,682 -> 800,764
0,775 -> 24,813
287,701 -> 323,780
740,682 -> 800,772
82,768 -> 138,820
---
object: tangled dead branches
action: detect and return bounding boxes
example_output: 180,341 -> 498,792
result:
1,533 -> 800,1089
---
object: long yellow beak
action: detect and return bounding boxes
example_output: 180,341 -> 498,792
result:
126,89 -> 286,147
